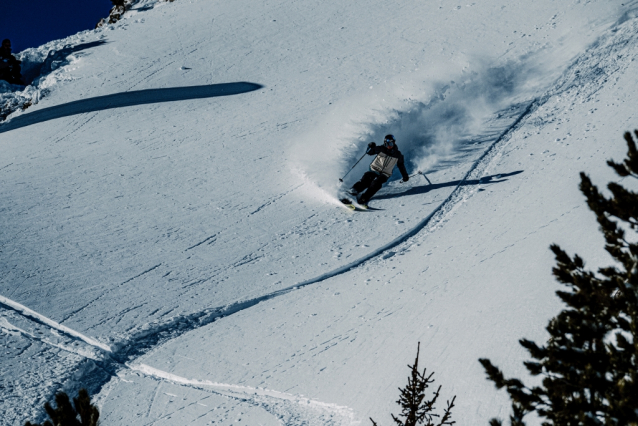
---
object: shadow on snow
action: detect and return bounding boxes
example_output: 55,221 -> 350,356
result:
374,170 -> 524,200
0,82 -> 263,133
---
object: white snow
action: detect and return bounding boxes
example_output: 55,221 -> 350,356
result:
1,0 -> 638,424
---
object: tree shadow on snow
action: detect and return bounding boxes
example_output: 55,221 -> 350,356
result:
0,82 -> 263,133
374,170 -> 524,200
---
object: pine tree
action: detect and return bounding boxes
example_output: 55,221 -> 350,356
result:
371,342 -> 456,426
25,388 -> 99,426
479,130 -> 638,426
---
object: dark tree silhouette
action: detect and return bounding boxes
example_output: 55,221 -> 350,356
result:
371,342 -> 456,426
479,130 -> 638,426
25,389 -> 99,426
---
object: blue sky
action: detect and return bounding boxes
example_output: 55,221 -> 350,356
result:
2,0 -> 113,53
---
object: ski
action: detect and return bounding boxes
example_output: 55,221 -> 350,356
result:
340,198 -> 357,210
340,198 -> 368,211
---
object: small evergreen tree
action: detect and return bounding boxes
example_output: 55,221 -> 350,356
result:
25,388 -> 99,426
110,0 -> 125,7
479,130 -> 638,425
371,342 -> 456,426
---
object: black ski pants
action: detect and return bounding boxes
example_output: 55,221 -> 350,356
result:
352,171 -> 388,203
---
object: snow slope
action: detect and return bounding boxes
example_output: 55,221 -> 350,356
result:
1,0 -> 637,424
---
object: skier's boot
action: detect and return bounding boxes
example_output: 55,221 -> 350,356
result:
356,196 -> 369,209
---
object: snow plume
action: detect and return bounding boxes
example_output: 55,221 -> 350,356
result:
292,54 -> 559,199
292,166 -> 341,207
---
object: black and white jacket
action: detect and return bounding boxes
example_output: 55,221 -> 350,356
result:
366,144 -> 409,180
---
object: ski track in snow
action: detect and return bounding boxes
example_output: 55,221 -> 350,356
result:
127,363 -> 359,426
0,96 -> 528,423
0,295 -> 112,354
0,299 -> 357,425
3,14 -> 637,425
0,99 -> 532,425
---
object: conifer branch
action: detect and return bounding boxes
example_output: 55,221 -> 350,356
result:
479,130 -> 638,425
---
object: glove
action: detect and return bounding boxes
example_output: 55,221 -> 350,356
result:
368,142 -> 376,148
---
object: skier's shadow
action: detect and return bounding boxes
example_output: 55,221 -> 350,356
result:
0,82 -> 263,133
374,170 -> 524,200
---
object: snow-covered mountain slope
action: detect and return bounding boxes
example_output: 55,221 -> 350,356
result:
1,0 -> 637,424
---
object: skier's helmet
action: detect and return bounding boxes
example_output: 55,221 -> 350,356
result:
384,134 -> 395,149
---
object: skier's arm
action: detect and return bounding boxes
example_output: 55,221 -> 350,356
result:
366,142 -> 377,155
366,143 -> 381,155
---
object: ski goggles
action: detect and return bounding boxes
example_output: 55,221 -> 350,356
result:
384,139 -> 395,147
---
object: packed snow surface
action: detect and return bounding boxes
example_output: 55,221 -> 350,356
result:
1,0 -> 638,424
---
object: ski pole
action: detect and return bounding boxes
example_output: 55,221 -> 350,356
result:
406,170 -> 433,184
418,171 -> 432,185
339,152 -> 368,182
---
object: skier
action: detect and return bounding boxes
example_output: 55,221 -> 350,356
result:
348,134 -> 409,206
0,39 -> 24,85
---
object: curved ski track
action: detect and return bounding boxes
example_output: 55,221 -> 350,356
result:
3,14 -> 637,424
0,98 -> 534,425
0,96 -> 531,424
